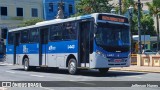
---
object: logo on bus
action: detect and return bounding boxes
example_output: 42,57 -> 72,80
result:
23,45 -> 28,53
68,45 -> 75,49
49,46 -> 56,51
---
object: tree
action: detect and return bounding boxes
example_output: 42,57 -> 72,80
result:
18,18 -> 43,27
141,14 -> 156,36
146,0 -> 160,50
75,0 -> 112,16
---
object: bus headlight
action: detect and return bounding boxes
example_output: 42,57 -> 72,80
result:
96,50 -> 107,58
96,50 -> 102,55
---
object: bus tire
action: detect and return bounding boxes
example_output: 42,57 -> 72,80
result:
24,58 -> 29,71
98,68 -> 109,74
68,58 -> 77,75
24,58 -> 36,71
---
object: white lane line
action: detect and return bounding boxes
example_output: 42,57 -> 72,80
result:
5,71 -> 15,74
30,74 -> 44,78
126,76 -> 142,78
40,87 -> 55,90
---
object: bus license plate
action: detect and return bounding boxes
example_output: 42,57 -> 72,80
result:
114,59 -> 122,63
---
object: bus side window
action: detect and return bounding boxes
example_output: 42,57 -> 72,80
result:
50,25 -> 62,41
63,22 -> 77,40
8,32 -> 14,45
29,28 -> 39,43
21,30 -> 29,43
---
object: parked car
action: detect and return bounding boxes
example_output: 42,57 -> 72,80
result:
156,51 -> 160,55
142,49 -> 156,55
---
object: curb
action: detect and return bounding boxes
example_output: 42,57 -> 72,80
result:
110,68 -> 160,73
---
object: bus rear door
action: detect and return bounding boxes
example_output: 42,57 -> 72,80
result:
13,32 -> 20,64
39,27 -> 49,66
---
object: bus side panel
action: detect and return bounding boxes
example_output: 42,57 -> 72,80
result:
6,45 -> 14,64
26,44 -> 39,66
47,40 -> 78,68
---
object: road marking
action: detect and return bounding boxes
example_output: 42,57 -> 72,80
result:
126,76 -> 142,78
40,87 -> 54,90
30,74 -> 44,78
5,71 -> 15,74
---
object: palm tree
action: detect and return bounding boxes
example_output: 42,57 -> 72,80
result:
146,1 -> 160,51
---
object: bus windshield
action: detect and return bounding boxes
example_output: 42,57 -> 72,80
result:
95,22 -> 130,52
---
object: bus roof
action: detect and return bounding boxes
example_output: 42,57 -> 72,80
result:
9,13 -> 128,32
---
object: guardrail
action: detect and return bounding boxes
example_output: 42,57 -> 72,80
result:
131,54 -> 137,65
137,54 -> 160,67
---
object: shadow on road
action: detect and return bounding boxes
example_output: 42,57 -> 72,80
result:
11,67 -> 147,77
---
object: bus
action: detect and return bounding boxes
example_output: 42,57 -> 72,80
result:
0,39 -> 5,61
6,13 -> 131,74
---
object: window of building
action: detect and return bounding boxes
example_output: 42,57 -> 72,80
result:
29,28 -> 39,43
32,8 -> 38,17
49,3 -> 54,12
0,7 -> 7,16
69,4 -> 73,14
17,7 -> 23,16
21,30 -> 29,43
8,32 -> 14,45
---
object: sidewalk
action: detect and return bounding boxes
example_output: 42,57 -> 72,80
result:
111,65 -> 160,73
0,62 -> 12,66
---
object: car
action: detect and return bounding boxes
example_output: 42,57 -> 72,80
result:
142,49 -> 156,55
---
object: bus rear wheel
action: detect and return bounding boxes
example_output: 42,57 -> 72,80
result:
24,58 -> 29,71
24,58 -> 36,71
98,68 -> 109,74
68,58 -> 77,75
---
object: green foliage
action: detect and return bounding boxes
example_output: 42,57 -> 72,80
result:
75,0 -> 112,16
141,14 -> 156,36
18,18 -> 43,27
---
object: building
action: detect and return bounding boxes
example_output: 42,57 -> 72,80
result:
43,0 -> 75,20
0,0 -> 43,31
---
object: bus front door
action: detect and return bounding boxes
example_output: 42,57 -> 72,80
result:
79,20 -> 94,67
13,33 -> 20,64
39,28 -> 48,66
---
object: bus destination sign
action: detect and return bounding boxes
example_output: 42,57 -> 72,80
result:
98,14 -> 128,23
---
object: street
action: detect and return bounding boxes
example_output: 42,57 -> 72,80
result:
0,64 -> 160,90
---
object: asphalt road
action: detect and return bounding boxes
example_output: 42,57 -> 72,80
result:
0,64 -> 160,90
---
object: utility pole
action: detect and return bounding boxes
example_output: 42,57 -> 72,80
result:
56,0 -> 64,19
137,0 -> 142,54
119,0 -> 122,15
156,14 -> 159,51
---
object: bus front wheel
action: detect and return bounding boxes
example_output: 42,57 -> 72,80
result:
98,68 -> 109,74
68,58 -> 77,75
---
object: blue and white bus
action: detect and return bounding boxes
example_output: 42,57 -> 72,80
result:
6,13 -> 131,74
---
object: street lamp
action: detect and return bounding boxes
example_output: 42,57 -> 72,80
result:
137,0 -> 142,54
128,6 -> 134,27
111,8 -> 116,14
128,6 -> 134,52
119,0 -> 122,15
144,26 -> 148,50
